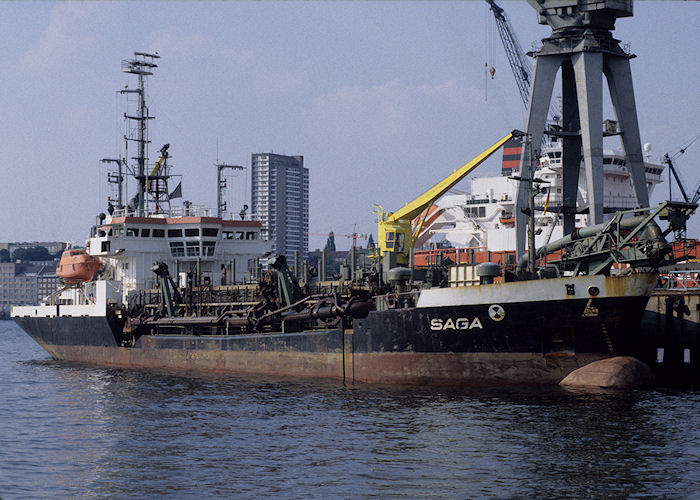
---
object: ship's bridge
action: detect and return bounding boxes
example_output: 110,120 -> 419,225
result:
88,214 -> 271,293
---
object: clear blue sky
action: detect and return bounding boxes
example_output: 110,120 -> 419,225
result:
0,1 -> 697,251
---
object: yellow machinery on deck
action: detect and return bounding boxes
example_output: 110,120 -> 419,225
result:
376,130 -> 522,267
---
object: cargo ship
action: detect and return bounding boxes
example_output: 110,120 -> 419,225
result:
412,137 -> 667,254
11,53 -> 692,385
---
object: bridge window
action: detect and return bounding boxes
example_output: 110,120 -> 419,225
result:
125,227 -> 138,237
203,228 -> 219,237
203,241 -> 216,256
152,229 -> 165,238
140,228 -> 150,237
186,241 -> 200,257
168,229 -> 183,238
185,228 -> 199,237
169,242 -> 184,257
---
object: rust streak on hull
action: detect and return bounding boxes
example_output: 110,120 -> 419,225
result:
42,343 -> 609,385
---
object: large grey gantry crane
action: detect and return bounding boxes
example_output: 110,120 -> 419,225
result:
512,0 -> 650,259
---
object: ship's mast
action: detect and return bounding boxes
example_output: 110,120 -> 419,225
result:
121,52 -> 159,217
216,163 -> 244,218
509,134 -> 549,276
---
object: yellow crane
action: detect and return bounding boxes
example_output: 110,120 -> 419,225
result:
376,130 -> 523,267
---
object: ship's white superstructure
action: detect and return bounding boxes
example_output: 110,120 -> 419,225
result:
13,52 -> 271,317
36,207 -> 271,313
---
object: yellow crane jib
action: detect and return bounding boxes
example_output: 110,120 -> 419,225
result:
378,130 -> 523,266
148,144 -> 170,191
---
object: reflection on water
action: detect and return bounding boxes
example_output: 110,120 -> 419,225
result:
1,321 -> 698,498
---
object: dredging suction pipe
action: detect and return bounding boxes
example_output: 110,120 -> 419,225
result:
515,214 -> 654,273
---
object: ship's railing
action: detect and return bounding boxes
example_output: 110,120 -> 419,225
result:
168,205 -> 215,217
656,271 -> 700,291
110,205 -> 217,219
531,37 -> 631,57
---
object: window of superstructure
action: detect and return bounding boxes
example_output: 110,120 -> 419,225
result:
126,228 -> 138,237
153,229 -> 165,238
170,242 -> 184,257
222,231 -> 234,240
141,229 -> 150,237
168,229 -> 183,238
202,241 -> 216,256
186,241 -> 200,257
185,228 -> 199,237
385,231 -> 395,250
202,228 -> 218,237
235,232 -> 244,240
395,233 -> 405,253
245,232 -> 257,240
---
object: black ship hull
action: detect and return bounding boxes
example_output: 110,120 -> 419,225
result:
14,273 -> 656,385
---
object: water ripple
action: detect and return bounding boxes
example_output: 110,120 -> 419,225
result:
0,321 -> 698,499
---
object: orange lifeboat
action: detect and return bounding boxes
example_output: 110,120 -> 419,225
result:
56,249 -> 101,284
499,212 -> 515,226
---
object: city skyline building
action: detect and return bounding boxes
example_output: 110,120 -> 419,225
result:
251,153 -> 309,260
0,261 -> 59,318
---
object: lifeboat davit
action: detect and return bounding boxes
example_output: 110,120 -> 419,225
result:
56,249 -> 101,284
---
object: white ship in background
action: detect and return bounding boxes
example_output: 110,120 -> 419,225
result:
415,138 -> 665,252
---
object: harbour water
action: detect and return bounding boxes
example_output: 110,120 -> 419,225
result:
1,320 -> 698,499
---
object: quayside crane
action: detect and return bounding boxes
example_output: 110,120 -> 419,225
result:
485,0 -> 531,109
663,136 -> 700,205
376,130 -> 522,267
660,137 -> 700,241
485,0 -> 559,123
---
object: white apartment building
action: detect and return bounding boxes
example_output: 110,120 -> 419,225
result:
251,153 -> 309,260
